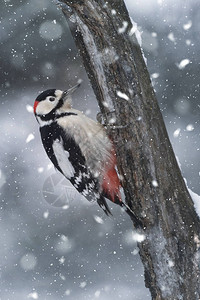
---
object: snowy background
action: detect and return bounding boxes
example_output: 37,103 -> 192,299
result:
0,0 -> 200,299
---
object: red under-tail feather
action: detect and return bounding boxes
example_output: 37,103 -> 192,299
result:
101,148 -> 142,228
101,148 -> 122,204
102,167 -> 121,203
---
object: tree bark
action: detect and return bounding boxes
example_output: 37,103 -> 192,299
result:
55,0 -> 200,299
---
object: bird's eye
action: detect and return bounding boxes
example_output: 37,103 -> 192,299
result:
49,97 -> 55,102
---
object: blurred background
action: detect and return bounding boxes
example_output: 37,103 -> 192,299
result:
0,0 -> 200,299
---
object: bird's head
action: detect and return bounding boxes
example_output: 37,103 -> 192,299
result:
33,81 -> 81,123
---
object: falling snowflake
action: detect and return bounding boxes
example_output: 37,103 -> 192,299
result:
152,180 -> 158,187
118,21 -> 128,34
26,104 -> 33,113
80,281 -> 87,288
94,290 -> 101,298
132,232 -> 146,243
37,167 -> 44,173
64,290 -> 71,296
183,21 -> 192,30
116,91 -> 129,101
20,253 -> 37,271
39,20 -> 63,41
168,32 -> 176,43
27,292 -> 38,299
43,211 -> 49,219
26,133 -> 35,143
94,215 -> 104,224
177,59 -> 190,70
186,124 -> 194,132
173,128 -> 181,138
151,73 -> 160,79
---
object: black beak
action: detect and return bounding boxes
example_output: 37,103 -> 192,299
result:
62,80 -> 82,101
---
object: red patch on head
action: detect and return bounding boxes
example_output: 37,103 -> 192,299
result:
33,100 -> 39,114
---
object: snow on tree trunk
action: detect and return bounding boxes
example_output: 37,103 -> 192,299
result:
55,0 -> 200,299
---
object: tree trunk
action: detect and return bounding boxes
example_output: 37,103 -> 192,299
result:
55,0 -> 200,299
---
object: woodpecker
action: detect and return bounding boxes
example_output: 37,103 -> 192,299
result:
34,82 -> 141,227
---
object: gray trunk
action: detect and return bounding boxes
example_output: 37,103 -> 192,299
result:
55,0 -> 200,299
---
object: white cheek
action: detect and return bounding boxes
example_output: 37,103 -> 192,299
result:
55,90 -> 63,98
36,101 -> 56,115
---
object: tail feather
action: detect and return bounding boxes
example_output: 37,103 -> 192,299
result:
100,147 -> 142,227
99,192 -> 142,227
97,195 -> 112,216
120,201 -> 142,228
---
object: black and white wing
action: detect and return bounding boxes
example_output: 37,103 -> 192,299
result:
40,123 -> 111,215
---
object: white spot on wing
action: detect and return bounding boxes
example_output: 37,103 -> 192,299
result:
82,189 -> 89,196
52,139 -> 75,178
75,173 -> 82,185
